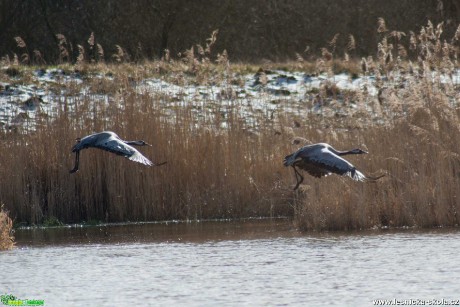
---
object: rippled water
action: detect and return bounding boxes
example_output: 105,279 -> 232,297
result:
2,220 -> 460,306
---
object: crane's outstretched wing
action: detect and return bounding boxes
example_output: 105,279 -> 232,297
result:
94,139 -> 153,166
293,161 -> 332,178
127,149 -> 154,166
296,148 -> 366,181
284,143 -> 385,187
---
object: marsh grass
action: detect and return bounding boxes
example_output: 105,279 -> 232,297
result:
289,18 -> 460,229
0,76 -> 293,224
1,19 -> 460,231
290,106 -> 460,230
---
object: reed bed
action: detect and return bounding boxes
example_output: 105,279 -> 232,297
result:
290,104 -> 460,230
0,19 -> 459,231
0,78 -> 293,224
290,19 -> 460,230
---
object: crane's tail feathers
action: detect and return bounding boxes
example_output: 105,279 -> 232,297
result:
125,151 -> 166,167
351,170 -> 366,181
129,152 -> 154,166
349,169 -> 386,182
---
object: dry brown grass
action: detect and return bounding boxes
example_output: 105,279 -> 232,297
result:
290,105 -> 460,230
0,205 -> 15,250
1,19 -> 459,232
0,74 -> 292,224
289,19 -> 460,230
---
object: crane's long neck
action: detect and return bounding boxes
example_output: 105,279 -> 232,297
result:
124,140 -> 146,146
327,146 -> 363,156
336,149 -> 362,156
337,150 -> 354,156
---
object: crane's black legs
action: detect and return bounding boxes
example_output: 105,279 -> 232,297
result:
70,151 -> 80,173
365,173 -> 386,181
292,166 -> 304,190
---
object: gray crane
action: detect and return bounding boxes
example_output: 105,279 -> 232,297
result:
283,142 -> 383,190
70,131 -> 166,173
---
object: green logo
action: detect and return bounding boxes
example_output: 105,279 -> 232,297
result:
1,294 -> 44,306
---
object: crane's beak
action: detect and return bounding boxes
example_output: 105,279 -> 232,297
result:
145,142 -> 152,147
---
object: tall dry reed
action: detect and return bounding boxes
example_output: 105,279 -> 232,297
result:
0,71 -> 292,224
290,19 -> 460,230
1,19 -> 459,232
289,105 -> 460,230
0,205 -> 15,250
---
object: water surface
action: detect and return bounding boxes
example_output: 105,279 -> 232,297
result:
2,219 -> 460,306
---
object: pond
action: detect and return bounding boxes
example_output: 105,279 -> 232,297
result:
1,219 -> 459,306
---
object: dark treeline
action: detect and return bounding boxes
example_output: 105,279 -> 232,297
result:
0,0 -> 459,63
